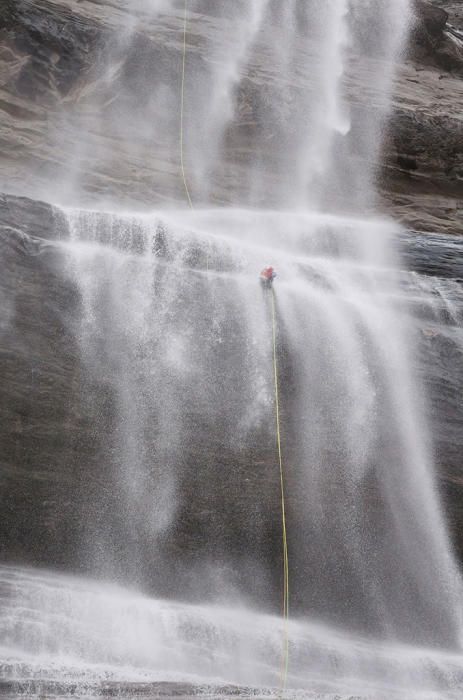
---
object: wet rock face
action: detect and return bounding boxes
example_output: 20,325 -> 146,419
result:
0,198 -> 82,569
0,2 -> 462,601
0,1 -> 111,200
0,192 -> 462,613
0,0 -> 461,230
411,1 -> 463,74
0,193 -> 63,240
415,1 -> 449,38
379,0 -> 463,235
1,0 -> 102,102
329,0 -> 462,235
382,101 -> 463,235
0,192 -> 282,608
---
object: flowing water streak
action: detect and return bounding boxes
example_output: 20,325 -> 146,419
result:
340,0 -> 414,207
65,211 -> 194,574
182,0 -> 270,202
305,0 -> 351,207
242,0 -> 353,207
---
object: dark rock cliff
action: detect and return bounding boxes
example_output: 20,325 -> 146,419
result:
381,0 -> 463,233
0,1 -> 462,604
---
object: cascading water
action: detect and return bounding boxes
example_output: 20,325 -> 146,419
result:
2,1 -> 463,698
2,565 -> 463,698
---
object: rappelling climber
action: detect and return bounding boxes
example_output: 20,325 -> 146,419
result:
260,265 -> 277,289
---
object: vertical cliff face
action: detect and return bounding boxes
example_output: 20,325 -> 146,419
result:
0,196 -> 86,570
0,0 -> 462,639
0,1 -> 461,227
412,1 -> 463,73
1,190 -> 462,647
381,0 -> 463,232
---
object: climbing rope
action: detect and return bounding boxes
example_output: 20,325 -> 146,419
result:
180,0 -> 193,209
271,287 -> 290,692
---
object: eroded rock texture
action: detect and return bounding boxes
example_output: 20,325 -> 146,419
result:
381,1 -> 463,234
0,2 -> 462,601
0,0 -> 461,228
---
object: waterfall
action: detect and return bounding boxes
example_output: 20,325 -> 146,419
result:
56,204 -> 461,648
2,0 -> 463,697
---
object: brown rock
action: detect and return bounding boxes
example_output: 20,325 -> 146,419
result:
411,0 -> 463,75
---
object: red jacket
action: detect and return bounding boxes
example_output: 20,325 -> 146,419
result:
260,267 -> 276,281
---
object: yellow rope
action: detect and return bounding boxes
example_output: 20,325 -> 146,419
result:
271,287 -> 290,692
180,0 -> 193,209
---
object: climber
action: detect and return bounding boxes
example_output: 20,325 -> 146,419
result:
260,265 -> 277,289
